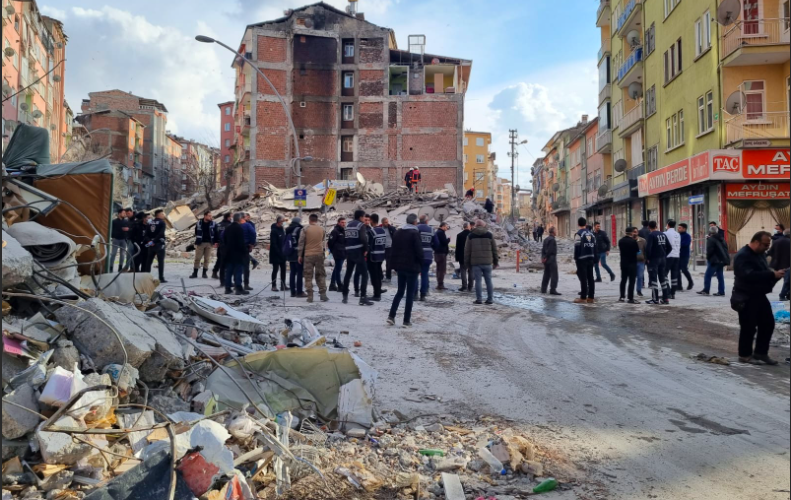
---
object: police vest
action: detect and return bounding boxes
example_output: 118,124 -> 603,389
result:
418,224 -> 434,262
575,230 -> 596,260
196,220 -> 215,245
345,220 -> 364,252
370,227 -> 387,262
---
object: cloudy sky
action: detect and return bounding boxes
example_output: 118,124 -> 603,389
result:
39,0 -> 599,184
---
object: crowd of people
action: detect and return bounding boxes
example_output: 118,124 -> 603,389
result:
110,208 -> 169,283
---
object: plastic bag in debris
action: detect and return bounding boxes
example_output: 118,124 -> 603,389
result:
227,411 -> 257,441
83,448 -> 193,500
283,318 -> 323,347
8,350 -> 53,390
2,123 -> 51,172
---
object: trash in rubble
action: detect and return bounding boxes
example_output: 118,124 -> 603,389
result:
189,420 -> 235,474
189,296 -> 267,333
335,462 -> 383,492
38,365 -> 75,407
80,273 -> 159,303
534,477 -> 559,493
694,353 -> 731,366
102,363 -> 139,396
7,349 -> 52,390
478,447 -> 506,475
282,318 -> 324,347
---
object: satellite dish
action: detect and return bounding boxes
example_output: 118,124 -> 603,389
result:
356,171 -> 366,186
57,42 -> 64,49
725,90 -> 745,115
614,159 -> 628,173
2,82 -> 11,95
717,0 -> 741,26
32,110 -> 43,119
434,207 -> 450,222
417,206 -> 435,221
626,30 -> 641,48
552,183 -> 560,192
303,17 -> 314,29
4,47 -> 15,57
19,102 -> 29,111
628,82 -> 643,100
5,3 -> 15,15
598,182 -> 610,198
52,75 -> 61,82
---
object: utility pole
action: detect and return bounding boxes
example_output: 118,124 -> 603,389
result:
508,129 -> 518,222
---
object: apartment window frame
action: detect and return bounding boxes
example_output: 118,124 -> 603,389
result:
342,136 -> 354,153
343,41 -> 355,59
646,85 -> 657,117
224,107 -> 231,116
343,72 -> 355,89
224,123 -> 231,132
463,137 -> 469,146
664,0 -> 681,18
647,145 -> 659,172
744,80 -> 767,122
743,0 -> 764,35
663,38 -> 683,85
224,139 -> 230,148
476,154 -> 485,164
783,0 -> 790,32
697,91 -> 715,136
476,137 -> 485,147
694,11 -> 712,59
463,154 -> 468,163
224,155 -> 230,163
342,103 -> 354,122
645,23 -> 656,56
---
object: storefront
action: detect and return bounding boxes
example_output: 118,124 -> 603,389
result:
612,179 -> 639,237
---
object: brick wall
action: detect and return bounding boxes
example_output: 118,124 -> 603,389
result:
388,102 -> 398,128
256,135 -> 287,160
358,135 -> 385,161
388,135 -> 398,160
292,101 -> 336,129
298,135 -> 336,161
417,167 -> 458,191
402,102 -> 458,128
402,134 -> 457,161
257,69 -> 287,96
255,166 -> 289,189
302,166 -> 337,187
293,69 -> 337,96
85,92 -> 138,112
359,102 -> 383,129
359,38 -> 384,64
257,36 -> 287,63
256,101 -> 287,128
358,167 -> 384,184
359,70 -> 384,97
293,35 -> 337,64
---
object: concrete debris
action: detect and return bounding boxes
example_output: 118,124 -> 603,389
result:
50,340 -> 80,372
79,273 -> 160,304
36,416 -> 94,465
2,383 -> 41,439
2,231 -> 34,289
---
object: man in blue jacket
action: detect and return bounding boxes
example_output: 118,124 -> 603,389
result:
677,223 -> 694,291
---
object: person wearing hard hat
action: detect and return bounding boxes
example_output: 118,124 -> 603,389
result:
405,167 -> 414,193
411,167 -> 422,194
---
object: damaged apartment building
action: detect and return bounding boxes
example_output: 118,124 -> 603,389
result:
230,1 -> 472,193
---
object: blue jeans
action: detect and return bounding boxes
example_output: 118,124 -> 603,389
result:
290,261 -> 304,295
780,271 -> 790,300
389,271 -> 419,324
225,262 -> 244,290
420,260 -> 431,297
473,265 -> 494,302
636,261 -> 645,294
331,256 -> 345,289
703,263 -> 725,294
595,254 -> 615,280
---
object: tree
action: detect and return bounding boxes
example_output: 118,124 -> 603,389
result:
171,139 -> 220,210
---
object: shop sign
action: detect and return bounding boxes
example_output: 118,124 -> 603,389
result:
725,183 -> 791,200
690,152 -> 710,183
688,194 -> 705,205
741,149 -> 790,179
612,179 -> 636,202
638,158 -> 690,197
743,139 -> 772,148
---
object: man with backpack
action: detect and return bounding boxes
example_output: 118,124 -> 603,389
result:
593,221 -> 616,282
573,217 -> 597,304
298,214 -> 328,303
343,210 -> 373,306
367,214 -> 388,301
433,222 -> 451,291
285,218 -> 307,298
417,214 -> 434,301
328,217 -> 346,292
645,221 -> 672,305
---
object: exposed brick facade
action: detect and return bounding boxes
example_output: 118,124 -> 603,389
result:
302,166 -> 338,187
256,101 -> 287,128
293,69 -> 337,97
359,102 -> 383,129
358,135 -> 386,161
359,70 -> 384,97
256,135 -> 287,160
257,36 -> 287,63
298,135 -> 336,161
388,102 -> 398,128
359,38 -> 384,64
293,36 -> 337,64
388,135 -> 398,160
402,102 -> 458,129
358,167 -> 384,184
402,134 -> 457,161
292,101 -> 336,129
256,166 -> 289,186
257,69 -> 288,96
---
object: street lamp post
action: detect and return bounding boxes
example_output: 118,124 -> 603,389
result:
195,35 -> 311,216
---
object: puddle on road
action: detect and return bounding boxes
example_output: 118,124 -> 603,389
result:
494,293 -> 586,322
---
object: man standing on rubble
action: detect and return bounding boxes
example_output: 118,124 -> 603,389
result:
269,215 -> 288,292
213,213 -> 233,283
411,167 -> 422,194
465,219 -> 499,305
343,210 -> 373,306
328,217 -> 346,292
298,214 -> 329,303
382,217 -> 396,283
456,222 -> 473,292
367,214 -> 388,301
242,213 -> 258,291
387,213 -> 423,327
145,210 -> 168,283
191,210 -> 217,279
417,214 -> 434,301
286,217 -> 307,298
223,213 -> 250,295
110,208 -> 130,272
434,221 -> 451,291
405,167 -> 414,193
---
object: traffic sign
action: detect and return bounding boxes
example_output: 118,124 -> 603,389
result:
294,188 -> 307,207
323,188 -> 337,206
688,194 -> 705,205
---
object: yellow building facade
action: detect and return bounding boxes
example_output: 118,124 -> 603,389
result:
462,131 -> 495,201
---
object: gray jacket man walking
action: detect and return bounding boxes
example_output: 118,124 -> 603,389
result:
541,227 -> 560,295
464,219 -> 499,305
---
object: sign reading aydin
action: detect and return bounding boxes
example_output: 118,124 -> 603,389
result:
639,149 -> 790,197
726,183 -> 791,200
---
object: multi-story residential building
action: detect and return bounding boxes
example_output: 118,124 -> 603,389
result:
1,1 -> 68,159
174,137 -> 218,199
218,101 -> 235,188
165,134 -> 183,201
231,3 -> 472,194
463,131 -> 495,200
81,90 -> 170,206
494,177 -> 512,219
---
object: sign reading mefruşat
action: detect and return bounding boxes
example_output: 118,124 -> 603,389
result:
726,183 -> 791,200
638,149 -> 790,197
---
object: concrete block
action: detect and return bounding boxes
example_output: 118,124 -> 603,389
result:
2,384 -> 41,439
1,352 -> 29,387
1,231 -> 34,289
37,416 -> 93,465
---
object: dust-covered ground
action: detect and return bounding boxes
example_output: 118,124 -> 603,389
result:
156,253 -> 791,500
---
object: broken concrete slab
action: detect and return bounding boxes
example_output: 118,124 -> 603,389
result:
79,273 -> 159,303
188,297 -> 266,333
54,299 -> 185,383
2,230 -> 34,289
166,205 -> 198,232
1,352 -> 29,388
2,384 -> 41,439
50,339 -> 80,371
37,416 -> 93,465
441,473 -> 465,500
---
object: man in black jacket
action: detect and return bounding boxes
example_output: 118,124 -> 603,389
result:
593,221 -> 616,282
223,213 -> 250,295
343,210 -> 372,306
434,222 -> 451,290
645,220 -> 671,305
131,212 -> 149,273
733,231 -> 786,365
618,227 -> 640,304
768,228 -> 790,301
110,209 -> 131,272
145,210 -> 168,283
698,226 -> 730,296
537,224 -> 544,242
387,214 -> 424,327
455,222 -> 473,292
191,210 -> 217,279
328,217 -> 346,292
541,226 -> 560,295
269,215 -> 288,292
212,213 -> 232,283
638,220 -> 651,241
573,217 -> 598,304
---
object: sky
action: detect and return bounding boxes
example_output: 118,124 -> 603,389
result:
39,0 -> 600,185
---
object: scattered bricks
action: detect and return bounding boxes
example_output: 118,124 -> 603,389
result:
292,101 -> 336,129
2,384 -> 41,439
402,134 -> 457,161
256,35 -> 287,63
358,135 -> 385,162
37,416 -> 93,465
402,102 -> 458,129
293,69 -> 337,97
359,102 -> 384,129
256,69 -> 287,96
359,37 -> 385,64
1,231 -> 34,289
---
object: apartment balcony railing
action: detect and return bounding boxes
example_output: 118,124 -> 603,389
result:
599,84 -> 611,104
616,0 -> 642,34
612,100 -> 624,130
597,0 -> 611,27
619,103 -> 644,136
596,129 -> 613,153
721,19 -> 791,60
617,47 -> 643,82
598,38 -> 611,63
725,111 -> 790,145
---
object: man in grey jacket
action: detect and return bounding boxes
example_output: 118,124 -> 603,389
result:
465,219 -> 499,305
541,226 -> 560,295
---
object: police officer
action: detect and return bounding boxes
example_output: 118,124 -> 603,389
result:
145,209 -> 168,283
417,214 -> 434,301
343,210 -> 373,306
367,213 -> 388,301
645,220 -> 672,305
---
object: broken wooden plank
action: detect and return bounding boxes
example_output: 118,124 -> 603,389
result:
441,473 -> 465,500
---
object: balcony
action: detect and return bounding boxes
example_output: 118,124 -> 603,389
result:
720,19 -> 791,66
617,47 -> 643,88
596,128 -> 613,153
616,0 -> 643,36
599,84 -> 612,105
724,111 -> 790,146
596,0 -> 611,27
598,38 -> 611,63
619,102 -> 644,137
241,117 -> 252,137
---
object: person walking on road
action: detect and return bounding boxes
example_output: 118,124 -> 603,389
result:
387,214 -> 423,327
698,226 -> 730,296
434,222 -> 451,291
382,217 -> 396,283
191,210 -> 217,279
636,228 -> 647,297
645,221 -> 672,305
465,219 -> 499,305
573,217 -> 598,304
593,221 -> 616,282
367,214 -> 388,301
343,210 -> 373,306
732,231 -> 787,365
110,208 -> 131,272
541,226 -> 561,295
145,210 -> 168,283
618,227 -> 640,304
298,214 -> 329,303
286,218 -> 307,298
417,215 -> 434,301
223,213 -> 249,295
709,221 -> 727,241
328,217 -> 346,292
269,215 -> 288,292
213,213 -> 232,283
455,222 -> 473,292
677,223 -> 694,291
537,224 -> 544,242
768,228 -> 790,301
664,220 -> 681,299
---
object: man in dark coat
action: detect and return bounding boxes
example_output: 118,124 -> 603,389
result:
484,198 -> 495,214
223,213 -> 250,295
269,215 -> 288,292
434,222 -> 451,290
286,218 -> 307,298
387,214 -> 424,327
328,217 -> 347,292
768,228 -> 790,301
455,222 -> 473,292
130,212 -> 149,273
541,226 -> 560,295
618,227 -> 640,303
537,224 -> 545,242
698,226 -> 730,296
212,213 -> 232,282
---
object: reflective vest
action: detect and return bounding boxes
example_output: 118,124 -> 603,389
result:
345,220 -> 365,258
370,227 -> 387,263
411,170 -> 421,183
418,223 -> 434,262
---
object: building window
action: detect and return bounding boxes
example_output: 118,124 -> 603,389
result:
476,137 -> 485,147
463,154 -> 468,163
743,0 -> 762,35
645,23 -> 656,56
695,12 -> 712,57
665,0 -> 681,18
663,39 -> 683,84
463,137 -> 468,146
646,85 -> 657,116
476,154 -> 485,164
342,136 -> 354,153
224,139 -> 230,147
224,123 -> 230,132
666,109 -> 685,150
744,80 -> 766,121
647,145 -> 659,172
225,107 -> 231,116
343,72 -> 354,89
344,41 -> 354,58
698,91 -> 715,134
784,0 -> 790,31
342,104 -> 354,122
224,155 -> 230,162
